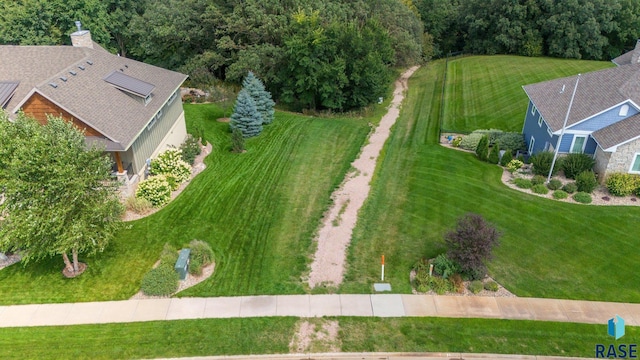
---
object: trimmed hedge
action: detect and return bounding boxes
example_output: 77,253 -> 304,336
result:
459,133 -> 485,151
495,132 -> 526,153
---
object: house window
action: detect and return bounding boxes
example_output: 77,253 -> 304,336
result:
538,116 -> 543,127
168,90 -> 178,105
547,126 -> 553,138
619,104 -> 629,117
146,117 -> 157,131
531,104 -> 537,116
570,135 -> 586,153
630,153 -> 640,173
528,136 -> 535,153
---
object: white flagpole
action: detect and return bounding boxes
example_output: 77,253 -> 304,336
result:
547,74 -> 581,183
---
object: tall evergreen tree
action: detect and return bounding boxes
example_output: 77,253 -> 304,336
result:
230,89 -> 263,138
242,71 -> 276,125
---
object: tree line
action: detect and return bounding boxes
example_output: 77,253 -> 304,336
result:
1,0 -> 638,111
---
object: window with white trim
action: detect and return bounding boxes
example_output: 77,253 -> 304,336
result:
168,90 -> 178,105
630,153 -> 640,173
570,135 -> 586,153
531,104 -> 537,116
528,136 -> 535,153
619,104 -> 629,117
538,115 -> 543,127
547,126 -> 553,137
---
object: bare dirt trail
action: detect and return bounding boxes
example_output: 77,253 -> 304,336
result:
308,66 -> 420,288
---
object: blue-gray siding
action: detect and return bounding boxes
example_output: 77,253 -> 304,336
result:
522,101 -> 553,153
568,103 -> 639,132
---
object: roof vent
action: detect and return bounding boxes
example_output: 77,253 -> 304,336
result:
60,76 -> 67,82
69,70 -> 77,76
79,65 -> 85,70
124,64 -> 128,68
49,82 -> 58,88
87,60 -> 93,65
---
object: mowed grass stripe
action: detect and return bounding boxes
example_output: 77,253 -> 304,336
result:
442,55 -> 614,132
344,59 -> 640,302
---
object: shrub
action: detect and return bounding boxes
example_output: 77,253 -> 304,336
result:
484,280 -> 499,292
475,135 -> 489,162
547,179 -> 563,190
431,254 -> 460,279
468,280 -> 484,294
430,276 -> 452,295
488,143 -> 500,164
188,239 -> 215,276
532,184 -> 549,194
606,173 -> 640,197
530,151 -> 559,176
193,124 -> 207,146
473,129 -> 503,145
450,273 -> 464,293
507,159 -> 524,173
552,190 -> 568,199
531,175 -> 545,185
458,133 -> 483,151
231,127 -> 245,153
451,136 -> 463,147
500,149 -> 513,166
561,153 -> 595,179
136,175 -> 171,207
562,182 -> 578,194
444,213 -> 501,280
141,266 -> 179,296
572,192 -> 593,204
517,154 -> 526,164
575,170 -> 597,193
150,149 -> 191,190
125,196 -> 153,214
160,243 -> 179,265
495,132 -> 526,153
514,178 -> 532,189
180,135 -> 201,165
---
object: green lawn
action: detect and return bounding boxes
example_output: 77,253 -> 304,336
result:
343,59 -> 640,302
0,102 -> 390,304
442,55 -> 614,133
0,317 -> 636,359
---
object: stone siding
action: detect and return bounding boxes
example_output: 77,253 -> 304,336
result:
601,137 -> 640,177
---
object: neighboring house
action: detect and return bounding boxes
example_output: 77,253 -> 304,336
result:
522,40 -> 640,181
0,26 -> 188,183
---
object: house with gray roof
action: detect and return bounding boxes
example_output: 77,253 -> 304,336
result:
0,27 -> 188,182
522,40 -> 640,181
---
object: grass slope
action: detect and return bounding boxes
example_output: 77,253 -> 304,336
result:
0,103 -> 383,304
442,55 -> 614,132
344,59 -> 640,302
0,317 -> 636,359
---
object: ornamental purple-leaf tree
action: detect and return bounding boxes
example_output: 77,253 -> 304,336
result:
444,213 -> 501,280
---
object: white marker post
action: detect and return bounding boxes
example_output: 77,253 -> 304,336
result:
381,255 -> 385,281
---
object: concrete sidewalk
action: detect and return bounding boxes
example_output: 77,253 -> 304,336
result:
0,294 -> 638,328
161,352 -> 595,360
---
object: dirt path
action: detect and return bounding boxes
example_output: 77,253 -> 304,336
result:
308,66 -> 419,288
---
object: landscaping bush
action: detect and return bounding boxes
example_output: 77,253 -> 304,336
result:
475,135 -> 489,162
125,196 -> 153,214
572,192 -> 593,204
562,182 -> 578,194
450,273 -> 464,293
561,153 -> 595,179
451,136 -> 462,147
188,239 -> 215,276
530,151 -> 560,176
468,280 -> 484,294
488,143 -> 500,164
473,129 -> 503,145
495,132 -> 526,153
160,243 -> 179,266
606,173 -> 640,197
484,280 -> 499,292
499,149 -> 512,166
459,133 -> 484,151
546,178 -> 562,190
150,149 -> 191,190
531,184 -> 549,194
514,178 -> 532,189
575,170 -> 597,193
517,153 -> 526,164
531,175 -> 545,185
180,134 -> 202,165
136,175 -> 171,207
552,190 -> 568,199
141,265 -> 179,296
507,159 -> 524,173
444,213 -> 501,280
431,254 -> 460,279
430,276 -> 452,295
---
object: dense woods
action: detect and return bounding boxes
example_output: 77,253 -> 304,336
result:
1,0 -> 638,110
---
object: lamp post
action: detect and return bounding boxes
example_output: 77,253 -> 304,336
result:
547,74 -> 581,184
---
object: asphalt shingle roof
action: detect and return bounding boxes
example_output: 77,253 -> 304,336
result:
0,45 -> 187,151
0,81 -> 19,108
592,112 -> 640,150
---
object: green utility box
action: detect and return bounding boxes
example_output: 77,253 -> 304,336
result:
174,248 -> 191,280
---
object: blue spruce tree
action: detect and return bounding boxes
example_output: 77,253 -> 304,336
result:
242,71 -> 275,124
230,89 -> 263,138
